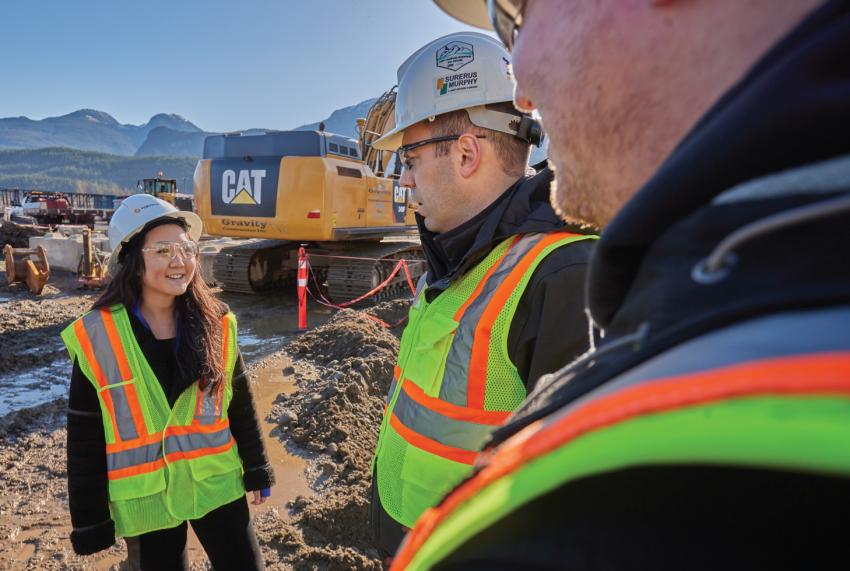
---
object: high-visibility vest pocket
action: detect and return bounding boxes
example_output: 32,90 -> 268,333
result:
108,467 -> 166,501
187,444 -> 242,482
108,469 -> 177,538
407,311 -> 459,395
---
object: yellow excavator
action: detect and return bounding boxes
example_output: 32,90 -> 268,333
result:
193,89 -> 424,299
139,172 -> 195,212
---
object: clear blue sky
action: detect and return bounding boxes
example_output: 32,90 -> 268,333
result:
0,0 -> 481,132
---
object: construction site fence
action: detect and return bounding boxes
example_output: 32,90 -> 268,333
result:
0,188 -> 130,211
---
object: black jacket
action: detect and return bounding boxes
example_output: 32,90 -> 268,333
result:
66,309 -> 274,555
436,2 -> 850,569
418,167 -> 596,389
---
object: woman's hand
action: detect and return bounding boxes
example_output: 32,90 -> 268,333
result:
250,488 -> 270,505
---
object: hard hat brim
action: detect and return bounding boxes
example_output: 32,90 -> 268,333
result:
107,209 -> 203,277
433,0 -> 493,29
372,127 -> 405,152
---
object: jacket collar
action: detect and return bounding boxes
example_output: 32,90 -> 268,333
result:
420,166 -> 571,287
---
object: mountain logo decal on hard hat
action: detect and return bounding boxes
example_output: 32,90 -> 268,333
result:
221,169 -> 266,206
436,41 -> 474,71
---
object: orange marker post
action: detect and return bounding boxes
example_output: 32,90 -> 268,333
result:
297,247 -> 308,330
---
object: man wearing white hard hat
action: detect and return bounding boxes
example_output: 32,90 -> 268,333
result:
369,31 -> 597,557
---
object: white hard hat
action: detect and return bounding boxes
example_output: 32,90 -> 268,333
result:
107,194 -> 202,277
372,31 -> 524,151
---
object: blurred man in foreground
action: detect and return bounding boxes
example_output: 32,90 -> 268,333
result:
392,1 -> 850,568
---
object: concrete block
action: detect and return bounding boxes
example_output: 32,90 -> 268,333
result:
29,234 -> 84,272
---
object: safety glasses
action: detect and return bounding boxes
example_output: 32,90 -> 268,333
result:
488,0 -> 525,52
141,241 -> 199,261
398,134 -> 487,164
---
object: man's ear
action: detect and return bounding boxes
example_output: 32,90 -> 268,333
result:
456,132 -> 482,179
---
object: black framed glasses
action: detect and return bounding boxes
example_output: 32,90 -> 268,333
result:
488,0 -> 525,52
398,134 -> 487,165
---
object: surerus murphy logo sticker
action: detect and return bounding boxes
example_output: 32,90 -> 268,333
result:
436,41 -> 474,71
436,71 -> 479,96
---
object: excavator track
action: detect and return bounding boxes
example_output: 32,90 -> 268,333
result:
319,240 -> 424,305
212,239 -> 292,294
212,238 -> 424,300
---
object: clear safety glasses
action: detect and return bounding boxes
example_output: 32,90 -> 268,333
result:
141,241 -> 199,261
398,134 -> 487,166
488,0 -> 525,52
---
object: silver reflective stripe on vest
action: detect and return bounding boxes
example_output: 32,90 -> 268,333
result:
81,310 -> 139,441
387,376 -> 399,405
542,305 -> 850,432
394,385 -> 494,452
165,425 -> 232,455
196,386 -> 221,425
412,273 -> 429,309
107,441 -> 162,472
440,234 -> 543,406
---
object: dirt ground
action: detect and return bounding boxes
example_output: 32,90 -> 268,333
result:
0,221 -> 46,249
0,264 -> 409,570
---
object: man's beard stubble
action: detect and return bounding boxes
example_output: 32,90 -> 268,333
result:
547,158 -> 604,232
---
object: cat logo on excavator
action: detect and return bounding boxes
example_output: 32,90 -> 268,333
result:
222,169 -> 266,205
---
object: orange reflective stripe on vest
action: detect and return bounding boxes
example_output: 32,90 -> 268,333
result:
453,235 -> 521,321
467,232 -> 581,409
392,351 -> 850,568
76,313 -> 235,481
438,232 -> 583,407
76,309 -> 148,441
394,231 -> 585,460
105,421 -> 235,480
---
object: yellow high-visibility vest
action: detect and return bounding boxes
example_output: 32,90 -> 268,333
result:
374,231 -> 596,528
62,305 -> 244,537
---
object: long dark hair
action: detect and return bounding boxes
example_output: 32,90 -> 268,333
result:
94,217 -> 226,390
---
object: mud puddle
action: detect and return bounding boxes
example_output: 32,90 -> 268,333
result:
0,355 -> 69,416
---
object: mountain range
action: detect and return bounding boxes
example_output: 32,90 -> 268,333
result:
0,99 -> 375,159
0,99 -> 548,195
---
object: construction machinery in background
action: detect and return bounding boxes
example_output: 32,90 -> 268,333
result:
193,89 -> 425,300
21,191 -> 96,227
139,172 -> 195,212
77,228 -> 108,288
3,244 -> 50,294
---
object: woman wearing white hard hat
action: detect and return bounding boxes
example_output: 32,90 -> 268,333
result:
62,194 -> 272,569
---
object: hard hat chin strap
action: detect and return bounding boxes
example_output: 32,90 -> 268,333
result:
465,106 -> 545,147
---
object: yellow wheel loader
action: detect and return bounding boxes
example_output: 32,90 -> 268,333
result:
139,173 -> 195,212
193,90 -> 425,300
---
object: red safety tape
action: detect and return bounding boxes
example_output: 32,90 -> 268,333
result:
303,253 -> 413,329
307,253 -> 428,264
